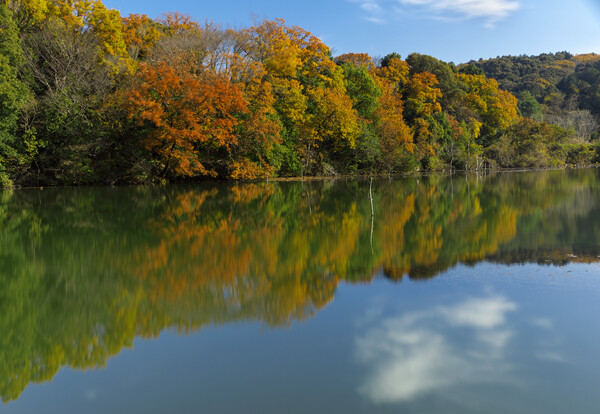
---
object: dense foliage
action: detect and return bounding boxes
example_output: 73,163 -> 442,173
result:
0,2 -> 598,186
463,52 -> 600,142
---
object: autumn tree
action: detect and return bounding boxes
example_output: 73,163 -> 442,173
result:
335,52 -> 374,69
375,82 -> 414,174
304,84 -> 360,171
240,18 -> 359,175
124,62 -> 248,178
230,69 -> 282,179
158,11 -> 200,36
406,53 -> 461,107
4,0 -> 48,30
376,56 -> 410,89
403,71 -> 442,167
121,14 -> 162,61
457,73 -> 519,141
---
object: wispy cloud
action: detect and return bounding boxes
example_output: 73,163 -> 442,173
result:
365,16 -> 386,24
361,0 -> 382,12
400,0 -> 520,20
352,0 -> 387,24
351,0 -> 521,26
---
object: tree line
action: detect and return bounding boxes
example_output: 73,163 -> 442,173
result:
0,1 -> 598,187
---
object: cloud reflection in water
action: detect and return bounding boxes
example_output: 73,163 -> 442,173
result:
356,295 -> 517,404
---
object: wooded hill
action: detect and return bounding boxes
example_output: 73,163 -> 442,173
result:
461,52 -> 600,140
0,1 -> 598,187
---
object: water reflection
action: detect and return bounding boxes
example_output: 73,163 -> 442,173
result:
356,295 -> 517,404
0,168 -> 599,402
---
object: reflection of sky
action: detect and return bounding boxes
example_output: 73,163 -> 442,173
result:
356,293 -> 542,404
5,263 -> 600,413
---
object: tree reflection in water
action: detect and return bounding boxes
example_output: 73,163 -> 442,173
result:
0,168 -> 599,401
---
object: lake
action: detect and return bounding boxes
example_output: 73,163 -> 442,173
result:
1,168 -> 600,413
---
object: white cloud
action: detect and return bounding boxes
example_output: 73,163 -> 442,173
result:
352,0 -> 387,24
399,0 -> 520,20
351,0 -> 521,25
365,16 -> 386,24
361,1 -> 382,12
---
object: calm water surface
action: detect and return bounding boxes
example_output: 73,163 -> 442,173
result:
1,169 -> 600,413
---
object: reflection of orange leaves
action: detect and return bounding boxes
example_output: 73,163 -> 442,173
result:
496,205 -> 517,242
323,203 -> 362,275
377,193 -> 415,270
458,204 -> 518,262
146,190 -> 218,227
230,184 -> 273,204
448,198 -> 465,223
412,224 -> 443,265
285,202 -> 362,281
136,217 -> 248,302
129,188 -> 290,309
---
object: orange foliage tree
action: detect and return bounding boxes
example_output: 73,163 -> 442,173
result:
124,62 -> 248,177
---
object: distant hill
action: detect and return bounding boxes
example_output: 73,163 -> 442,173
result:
460,52 -> 600,139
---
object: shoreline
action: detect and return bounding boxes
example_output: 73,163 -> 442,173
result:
5,164 -> 600,190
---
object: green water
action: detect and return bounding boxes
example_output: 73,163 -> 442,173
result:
1,169 -> 600,413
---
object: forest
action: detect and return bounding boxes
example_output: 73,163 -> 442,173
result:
0,1 -> 599,187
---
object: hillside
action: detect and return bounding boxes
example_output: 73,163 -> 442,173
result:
461,52 -> 600,140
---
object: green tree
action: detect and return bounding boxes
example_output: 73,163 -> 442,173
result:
0,5 -> 30,187
341,63 -> 381,119
517,91 -> 542,119
20,18 -> 115,185
380,52 -> 401,68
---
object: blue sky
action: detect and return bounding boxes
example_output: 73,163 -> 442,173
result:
103,0 -> 600,64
